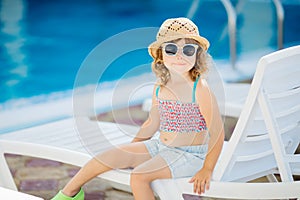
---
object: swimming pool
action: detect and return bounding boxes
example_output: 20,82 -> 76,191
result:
0,0 -> 300,132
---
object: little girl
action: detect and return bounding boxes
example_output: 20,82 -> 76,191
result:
52,17 -> 224,200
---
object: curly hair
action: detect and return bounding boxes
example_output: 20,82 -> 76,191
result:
151,38 -> 210,85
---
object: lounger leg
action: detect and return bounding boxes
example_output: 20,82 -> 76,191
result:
0,151 -> 18,191
266,174 -> 278,182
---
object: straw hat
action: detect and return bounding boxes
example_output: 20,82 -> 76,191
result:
148,17 -> 210,58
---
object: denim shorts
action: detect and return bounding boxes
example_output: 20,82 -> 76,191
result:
143,138 -> 208,178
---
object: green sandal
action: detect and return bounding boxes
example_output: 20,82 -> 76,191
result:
51,188 -> 84,200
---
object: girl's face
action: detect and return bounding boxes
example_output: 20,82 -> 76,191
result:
161,39 -> 197,76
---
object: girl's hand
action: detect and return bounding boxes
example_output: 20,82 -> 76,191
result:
189,167 -> 212,195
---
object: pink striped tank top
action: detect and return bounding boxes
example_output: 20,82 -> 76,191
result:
156,77 -> 207,133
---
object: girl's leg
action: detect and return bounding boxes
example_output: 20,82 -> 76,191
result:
130,155 -> 172,200
62,142 -> 151,197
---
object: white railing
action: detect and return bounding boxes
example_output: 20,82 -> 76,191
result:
220,0 -> 237,69
272,0 -> 284,50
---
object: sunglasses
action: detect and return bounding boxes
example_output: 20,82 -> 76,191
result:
162,43 -> 199,57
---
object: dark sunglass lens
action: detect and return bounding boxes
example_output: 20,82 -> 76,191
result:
183,45 -> 196,56
164,44 -> 177,55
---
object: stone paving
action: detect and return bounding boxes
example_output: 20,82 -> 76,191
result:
6,153 -> 134,199
4,104 -> 276,200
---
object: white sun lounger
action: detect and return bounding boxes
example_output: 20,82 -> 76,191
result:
1,45 -> 300,199
152,45 -> 300,199
0,186 -> 43,200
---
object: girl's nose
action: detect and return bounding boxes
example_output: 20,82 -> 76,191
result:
175,51 -> 184,59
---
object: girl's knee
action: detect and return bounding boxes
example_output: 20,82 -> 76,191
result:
130,171 -> 151,186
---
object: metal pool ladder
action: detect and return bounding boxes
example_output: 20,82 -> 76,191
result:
187,0 -> 285,70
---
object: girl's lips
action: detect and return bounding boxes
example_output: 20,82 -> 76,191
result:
172,62 -> 187,66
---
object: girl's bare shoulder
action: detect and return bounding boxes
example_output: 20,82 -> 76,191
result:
197,78 -> 210,93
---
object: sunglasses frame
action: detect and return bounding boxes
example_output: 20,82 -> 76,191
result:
161,43 -> 199,57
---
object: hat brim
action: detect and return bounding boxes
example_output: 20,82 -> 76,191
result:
148,35 -> 210,58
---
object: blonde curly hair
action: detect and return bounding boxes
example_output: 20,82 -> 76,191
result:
151,38 -> 210,85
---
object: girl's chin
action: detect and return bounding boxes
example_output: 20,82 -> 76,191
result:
169,69 -> 191,76
170,65 -> 193,71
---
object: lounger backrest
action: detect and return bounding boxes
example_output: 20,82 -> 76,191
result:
213,45 -> 300,182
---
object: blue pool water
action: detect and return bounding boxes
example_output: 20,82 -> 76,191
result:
1,0 -> 300,107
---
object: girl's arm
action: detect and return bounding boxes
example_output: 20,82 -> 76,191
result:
190,78 -> 225,194
131,85 -> 160,143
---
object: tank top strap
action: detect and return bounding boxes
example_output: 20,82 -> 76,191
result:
156,85 -> 161,97
156,78 -> 199,101
192,76 -> 200,103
